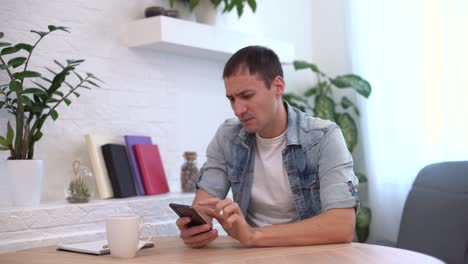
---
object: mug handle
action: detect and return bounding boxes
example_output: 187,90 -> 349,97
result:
138,223 -> 156,250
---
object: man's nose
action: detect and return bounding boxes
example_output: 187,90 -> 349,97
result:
233,101 -> 247,117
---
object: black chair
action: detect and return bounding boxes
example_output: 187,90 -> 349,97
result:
397,161 -> 468,264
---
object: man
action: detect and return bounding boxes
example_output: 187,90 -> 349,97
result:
176,46 -> 359,248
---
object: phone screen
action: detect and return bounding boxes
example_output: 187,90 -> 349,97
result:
169,203 -> 208,227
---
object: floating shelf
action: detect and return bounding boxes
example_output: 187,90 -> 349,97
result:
124,16 -> 295,63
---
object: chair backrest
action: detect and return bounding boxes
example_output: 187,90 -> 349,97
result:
397,161 -> 468,264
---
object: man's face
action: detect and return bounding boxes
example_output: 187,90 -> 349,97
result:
224,72 -> 283,135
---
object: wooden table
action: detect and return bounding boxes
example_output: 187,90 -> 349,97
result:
0,236 -> 444,264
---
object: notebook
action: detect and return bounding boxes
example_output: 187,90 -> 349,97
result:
85,134 -> 121,199
56,240 -> 155,255
133,144 -> 170,195
101,144 -> 137,198
124,135 -> 153,196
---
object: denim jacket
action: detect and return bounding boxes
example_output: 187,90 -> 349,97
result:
196,102 -> 359,220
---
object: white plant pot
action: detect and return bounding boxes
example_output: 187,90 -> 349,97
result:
6,160 -> 44,207
195,0 -> 218,25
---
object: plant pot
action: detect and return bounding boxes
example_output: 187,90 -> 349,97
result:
6,160 -> 44,207
195,0 -> 218,25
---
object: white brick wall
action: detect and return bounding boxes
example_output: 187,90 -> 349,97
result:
0,0 -> 351,253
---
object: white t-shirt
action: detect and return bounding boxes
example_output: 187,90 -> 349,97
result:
246,131 -> 300,227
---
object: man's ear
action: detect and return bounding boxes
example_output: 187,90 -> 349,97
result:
273,76 -> 285,96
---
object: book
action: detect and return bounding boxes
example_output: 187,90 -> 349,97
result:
57,240 -> 155,256
133,144 -> 170,195
124,135 -> 153,196
85,134 -> 121,199
101,144 -> 137,198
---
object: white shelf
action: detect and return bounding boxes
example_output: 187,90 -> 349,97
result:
124,16 -> 295,63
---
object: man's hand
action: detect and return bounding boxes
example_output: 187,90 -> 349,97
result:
176,207 -> 219,248
199,198 -> 256,246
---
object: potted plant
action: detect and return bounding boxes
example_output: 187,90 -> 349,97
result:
284,61 -> 372,242
0,25 -> 101,206
169,0 -> 257,24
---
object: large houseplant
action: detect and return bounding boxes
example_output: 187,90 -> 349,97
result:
284,61 -> 372,242
0,25 -> 100,206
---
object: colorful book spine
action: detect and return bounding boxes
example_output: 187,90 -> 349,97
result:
101,144 -> 137,198
124,135 -> 152,196
133,144 -> 170,195
84,134 -> 117,199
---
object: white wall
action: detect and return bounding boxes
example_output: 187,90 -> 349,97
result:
0,0 -> 349,203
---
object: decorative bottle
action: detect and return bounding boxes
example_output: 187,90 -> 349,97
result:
181,151 -> 198,193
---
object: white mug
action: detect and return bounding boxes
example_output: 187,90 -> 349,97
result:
105,214 -> 156,258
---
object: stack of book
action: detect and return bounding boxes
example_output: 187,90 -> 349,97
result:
85,134 -> 170,199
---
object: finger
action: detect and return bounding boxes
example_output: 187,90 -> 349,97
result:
184,229 -> 218,248
176,217 -> 191,230
214,198 -> 233,215
180,223 -> 213,239
204,208 -> 223,223
225,214 -> 242,228
198,197 -> 221,206
221,202 -> 241,218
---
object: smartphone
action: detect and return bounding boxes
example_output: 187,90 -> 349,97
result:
169,203 -> 208,227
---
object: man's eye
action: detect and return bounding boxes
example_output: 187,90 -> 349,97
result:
242,94 -> 253,99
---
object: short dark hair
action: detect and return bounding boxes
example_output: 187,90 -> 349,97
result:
223,46 -> 283,89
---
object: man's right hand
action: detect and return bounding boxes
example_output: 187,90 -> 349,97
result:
176,216 -> 218,248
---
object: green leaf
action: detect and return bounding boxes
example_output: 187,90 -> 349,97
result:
7,57 -> 27,68
235,1 -> 244,17
0,64 -> 10,70
87,73 -> 104,83
48,25 -> 70,33
64,98 -> 72,106
7,121 -> 14,144
353,106 -> 360,116
340,96 -> 354,109
330,74 -> 372,98
50,109 -> 59,120
31,81 -> 48,90
54,60 -> 66,69
9,80 -> 22,92
73,71 -> 83,82
47,98 -> 60,103
40,77 -> 52,83
356,206 -> 371,242
0,46 -> 20,55
15,43 -> 33,53
22,88 -> 47,95
0,136 -> 7,147
13,70 -> 41,79
45,67 -> 57,75
189,0 -> 199,11
0,42 -> 11,47
355,172 -> 368,183
32,131 -> 43,141
336,113 -> 358,152
21,96 -> 32,106
73,91 -> 80,97
247,0 -> 257,12
30,30 -> 48,37
54,91 -> 64,97
211,0 -> 222,7
314,95 -> 336,121
303,87 -> 317,97
293,60 -> 322,75
85,80 -> 100,87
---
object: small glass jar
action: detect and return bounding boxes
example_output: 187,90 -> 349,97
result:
65,160 -> 94,203
181,151 -> 198,193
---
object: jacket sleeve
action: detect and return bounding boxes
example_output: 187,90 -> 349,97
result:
196,123 -> 231,199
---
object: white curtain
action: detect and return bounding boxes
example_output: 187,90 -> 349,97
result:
345,0 -> 468,243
